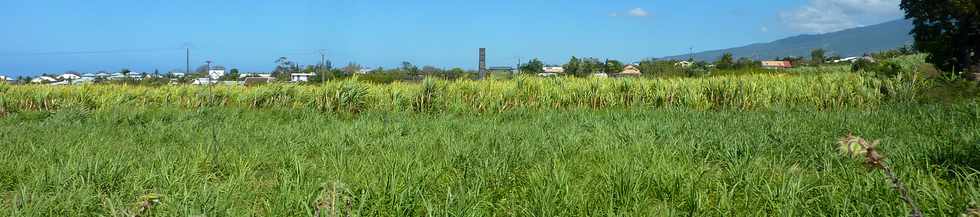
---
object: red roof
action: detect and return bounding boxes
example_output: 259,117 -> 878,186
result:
762,61 -> 793,68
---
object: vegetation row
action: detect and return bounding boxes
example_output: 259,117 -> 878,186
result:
0,71 -> 930,115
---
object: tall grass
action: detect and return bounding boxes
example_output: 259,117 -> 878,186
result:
1,104 -> 977,216
0,72 -> 925,114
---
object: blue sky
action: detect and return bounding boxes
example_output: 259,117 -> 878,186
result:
0,0 -> 903,76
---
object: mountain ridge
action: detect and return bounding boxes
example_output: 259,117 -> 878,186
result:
661,19 -> 914,61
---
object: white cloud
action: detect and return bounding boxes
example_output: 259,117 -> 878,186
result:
781,0 -> 901,33
627,8 -> 649,17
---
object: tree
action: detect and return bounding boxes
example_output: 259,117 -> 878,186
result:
400,61 -> 419,76
564,56 -> 582,76
520,59 -> 545,74
342,62 -> 362,74
273,57 -> 297,80
579,58 -> 604,75
421,65 -> 442,75
604,59 -> 624,74
120,68 -> 132,75
195,65 -> 210,75
220,68 -> 241,81
715,53 -> 735,69
901,0 -> 980,74
735,57 -> 757,69
446,68 -> 467,79
811,48 -> 827,65
637,58 -> 686,77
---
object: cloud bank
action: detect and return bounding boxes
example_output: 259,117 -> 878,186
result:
781,0 -> 902,33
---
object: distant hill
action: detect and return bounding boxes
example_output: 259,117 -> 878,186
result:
662,19 -> 914,61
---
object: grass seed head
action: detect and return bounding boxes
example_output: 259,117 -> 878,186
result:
965,202 -> 980,217
838,135 -> 886,168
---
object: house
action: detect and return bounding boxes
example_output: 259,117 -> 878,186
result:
128,73 -> 145,80
761,61 -> 793,69
95,72 -> 111,78
167,72 -> 185,78
674,61 -> 694,68
290,73 -> 315,82
543,67 -> 564,74
357,68 -> 374,74
58,73 -> 81,80
192,78 -> 217,85
31,76 -> 57,84
109,73 -> 126,80
620,65 -> 641,75
239,73 -> 272,79
0,76 -> 12,83
72,77 -> 95,84
208,66 -> 226,80
832,57 -> 860,63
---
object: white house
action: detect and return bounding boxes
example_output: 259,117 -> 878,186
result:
0,75 -> 12,83
290,73 -> 315,82
31,76 -> 57,84
73,77 -> 95,84
192,78 -> 218,85
832,57 -> 860,63
833,56 -> 875,64
208,66 -> 226,80
675,61 -> 694,68
543,67 -> 564,73
239,73 -> 272,78
58,73 -> 81,80
357,68 -> 374,74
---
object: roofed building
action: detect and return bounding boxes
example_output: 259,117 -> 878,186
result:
543,67 -> 564,73
620,65 -> 641,75
761,61 -> 793,69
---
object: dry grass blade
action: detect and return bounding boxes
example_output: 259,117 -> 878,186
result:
130,193 -> 163,217
964,202 -> 980,217
838,134 -> 923,217
314,181 -> 350,217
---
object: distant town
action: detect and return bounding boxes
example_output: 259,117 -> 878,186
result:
0,48 -> 880,86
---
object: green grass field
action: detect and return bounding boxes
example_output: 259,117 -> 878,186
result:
2,55 -> 979,216
2,104 -> 979,216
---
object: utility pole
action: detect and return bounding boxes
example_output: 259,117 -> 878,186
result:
689,46 -> 694,61
319,49 -> 326,84
206,60 -> 213,84
517,57 -> 521,76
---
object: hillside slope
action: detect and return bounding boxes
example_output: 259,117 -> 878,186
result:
663,19 -> 913,61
